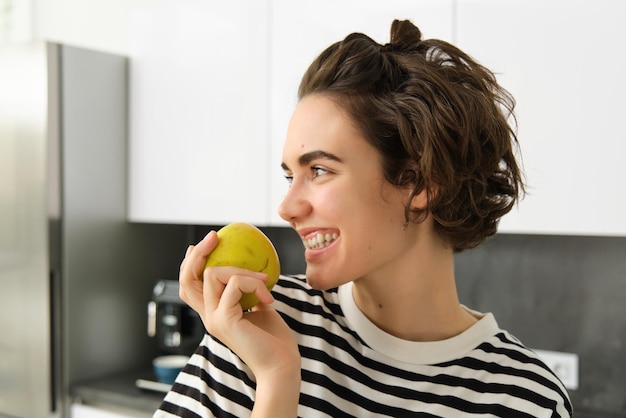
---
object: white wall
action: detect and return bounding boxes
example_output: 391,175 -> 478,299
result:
34,0 -> 173,54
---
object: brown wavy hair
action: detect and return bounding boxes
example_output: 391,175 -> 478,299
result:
298,19 -> 525,251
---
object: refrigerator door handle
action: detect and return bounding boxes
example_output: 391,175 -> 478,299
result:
50,268 -> 63,417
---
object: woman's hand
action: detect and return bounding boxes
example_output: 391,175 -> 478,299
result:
179,231 -> 301,417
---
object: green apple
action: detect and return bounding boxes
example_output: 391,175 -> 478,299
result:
204,222 -> 280,310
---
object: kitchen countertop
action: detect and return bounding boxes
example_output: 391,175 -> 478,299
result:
72,369 -> 168,413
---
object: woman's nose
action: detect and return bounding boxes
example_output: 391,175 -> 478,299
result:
277,182 -> 310,222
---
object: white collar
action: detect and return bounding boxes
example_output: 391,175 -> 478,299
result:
338,281 -> 501,364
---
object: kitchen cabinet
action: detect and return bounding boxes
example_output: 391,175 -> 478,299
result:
129,0 -> 624,236
128,0 -> 453,227
128,0 -> 272,225
456,0 -> 626,236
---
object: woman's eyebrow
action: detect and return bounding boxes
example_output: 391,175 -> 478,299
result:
281,150 -> 343,171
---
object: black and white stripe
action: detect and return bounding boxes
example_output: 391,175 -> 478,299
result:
156,275 -> 572,417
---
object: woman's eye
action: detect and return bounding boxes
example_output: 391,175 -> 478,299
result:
283,166 -> 328,185
311,166 -> 328,179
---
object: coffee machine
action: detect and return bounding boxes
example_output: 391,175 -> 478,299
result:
147,280 -> 204,356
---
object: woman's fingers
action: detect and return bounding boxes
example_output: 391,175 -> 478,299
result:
220,273 -> 274,308
203,268 -> 269,313
190,232 -> 219,279
198,268 -> 270,338
179,231 -> 218,309
177,231 -> 273,336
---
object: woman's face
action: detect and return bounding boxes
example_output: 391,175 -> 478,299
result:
278,94 -> 416,290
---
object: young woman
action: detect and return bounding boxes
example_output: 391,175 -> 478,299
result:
156,20 -> 572,417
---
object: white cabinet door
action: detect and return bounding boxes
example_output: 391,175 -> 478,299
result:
268,0 -> 455,225
128,0 -> 454,227
456,0 -> 626,236
128,1 -> 271,225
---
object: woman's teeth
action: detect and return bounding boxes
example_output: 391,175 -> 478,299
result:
304,232 -> 338,249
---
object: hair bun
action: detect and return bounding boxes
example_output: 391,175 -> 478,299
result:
389,19 -> 422,50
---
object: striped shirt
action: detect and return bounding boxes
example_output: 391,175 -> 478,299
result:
156,275 -> 573,417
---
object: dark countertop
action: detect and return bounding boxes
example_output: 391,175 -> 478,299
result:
72,369 -> 168,413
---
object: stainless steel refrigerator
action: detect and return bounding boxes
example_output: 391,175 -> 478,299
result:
0,42 -> 188,418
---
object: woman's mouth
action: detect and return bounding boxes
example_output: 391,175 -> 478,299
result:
302,232 -> 339,250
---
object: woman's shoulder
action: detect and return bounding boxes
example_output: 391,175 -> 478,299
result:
273,274 -> 343,315
272,274 -> 361,341
274,274 -> 338,303
276,273 -> 309,289
470,329 -> 573,416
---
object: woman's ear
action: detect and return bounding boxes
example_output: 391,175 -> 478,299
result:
409,187 -> 429,210
398,166 -> 435,212
408,185 -> 437,211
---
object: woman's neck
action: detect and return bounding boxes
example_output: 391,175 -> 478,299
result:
351,234 -> 477,342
